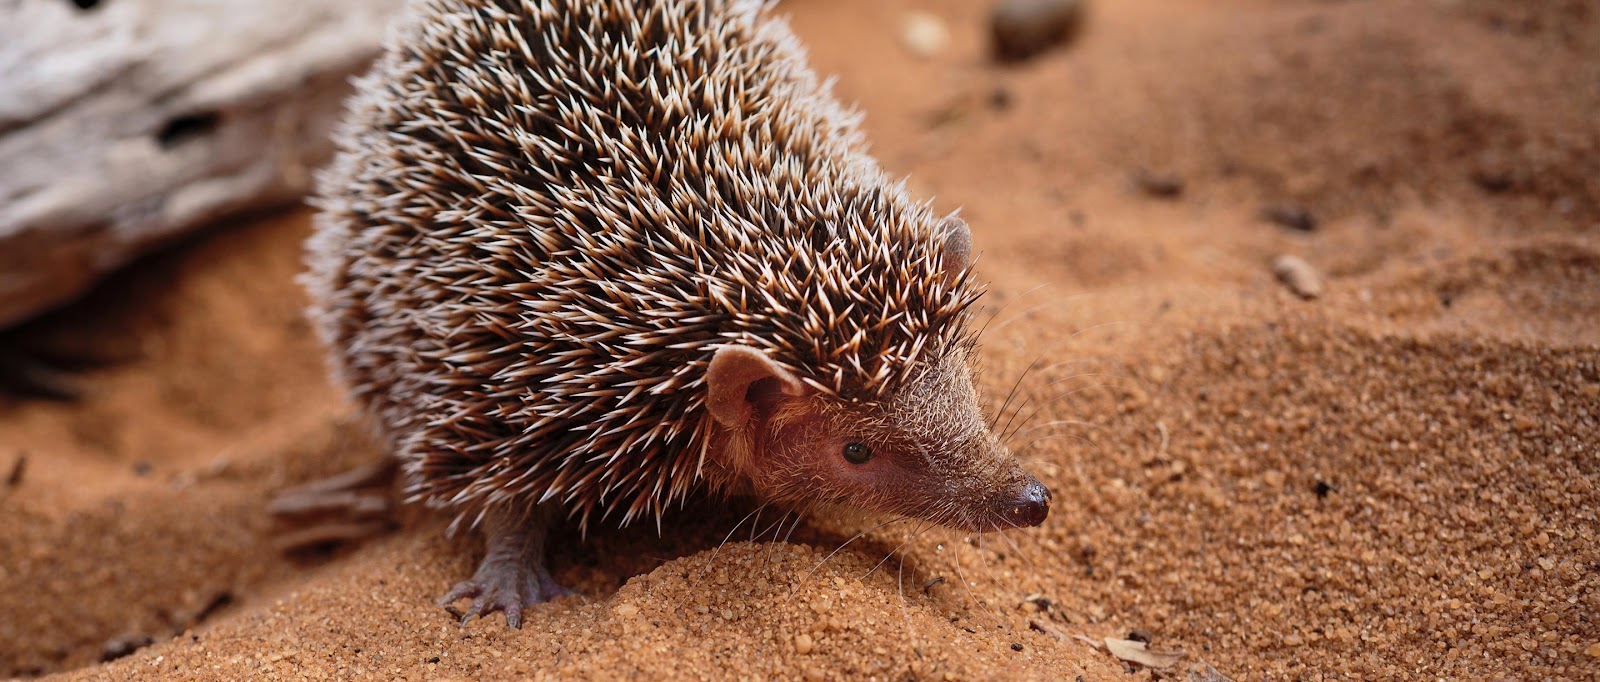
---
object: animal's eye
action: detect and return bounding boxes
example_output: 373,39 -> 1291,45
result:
842,442 -> 873,465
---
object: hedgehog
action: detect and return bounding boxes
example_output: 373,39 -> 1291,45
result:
302,0 -> 1052,627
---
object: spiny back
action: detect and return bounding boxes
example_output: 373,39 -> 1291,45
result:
308,0 -> 983,527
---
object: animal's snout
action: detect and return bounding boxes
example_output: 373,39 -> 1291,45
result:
1001,477 -> 1051,528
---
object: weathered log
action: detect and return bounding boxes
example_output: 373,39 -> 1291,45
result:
0,0 -> 404,327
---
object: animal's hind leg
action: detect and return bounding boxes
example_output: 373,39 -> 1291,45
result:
0,341 -> 84,401
438,504 -> 571,629
268,458 -> 399,551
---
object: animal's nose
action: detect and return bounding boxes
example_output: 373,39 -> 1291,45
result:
1003,478 -> 1051,528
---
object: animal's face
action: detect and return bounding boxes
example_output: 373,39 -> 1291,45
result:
707,346 -> 1050,532
702,214 -> 1048,532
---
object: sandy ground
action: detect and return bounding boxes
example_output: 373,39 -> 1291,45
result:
3,0 -> 1598,679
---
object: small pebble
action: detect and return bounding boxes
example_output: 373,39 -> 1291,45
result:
901,12 -> 951,59
1471,167 -> 1513,193
1132,169 -> 1184,199
5,452 -> 25,487
991,0 -> 1085,63
100,634 -> 154,663
1262,203 -> 1318,232
1470,152 -> 1514,193
1272,255 -> 1324,300
1011,642 -> 1025,651
1313,480 -> 1334,498
795,633 -> 814,655
989,86 -> 1014,110
614,602 -> 640,618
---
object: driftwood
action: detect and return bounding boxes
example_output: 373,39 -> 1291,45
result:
0,0 -> 404,327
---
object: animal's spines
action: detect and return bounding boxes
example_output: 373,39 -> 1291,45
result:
310,0 -> 985,530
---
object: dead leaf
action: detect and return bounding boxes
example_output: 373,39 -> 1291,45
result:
1070,634 -> 1104,650
1105,637 -> 1185,670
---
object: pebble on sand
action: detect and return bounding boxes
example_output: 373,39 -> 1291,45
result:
1272,255 -> 1324,300
901,12 -> 951,59
991,0 -> 1085,63
1262,202 -> 1319,232
1132,169 -> 1184,199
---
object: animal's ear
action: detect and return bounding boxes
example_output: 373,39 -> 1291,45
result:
937,213 -> 972,281
707,345 -> 806,429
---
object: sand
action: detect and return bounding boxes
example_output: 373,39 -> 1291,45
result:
3,0 -> 1597,679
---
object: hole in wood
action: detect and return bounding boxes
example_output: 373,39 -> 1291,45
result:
68,0 -> 102,10
156,112 -> 220,149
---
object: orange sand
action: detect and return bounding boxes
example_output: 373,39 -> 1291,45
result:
3,0 -> 1596,679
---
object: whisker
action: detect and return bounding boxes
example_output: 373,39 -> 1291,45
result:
761,509 -> 797,567
780,504 -> 811,545
948,529 -> 1001,627
911,517 -> 944,543
1009,418 -> 1095,441
991,355 -> 1043,431
746,504 -> 767,543
997,394 -> 1034,444
707,500 -> 771,572
805,515 -> 909,582
992,522 -> 1040,576
987,317 -> 1136,395
995,369 -> 1106,445
1016,431 -> 1101,454
1002,380 -> 1116,445
974,283 -> 1053,340
754,508 -> 792,543
988,292 -> 1101,335
861,518 -> 930,580
1031,356 -> 1099,377
892,522 -> 931,657
1052,318 -> 1136,340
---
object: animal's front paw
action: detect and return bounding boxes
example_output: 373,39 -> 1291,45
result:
438,559 -> 570,629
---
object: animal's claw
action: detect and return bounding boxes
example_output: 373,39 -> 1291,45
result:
438,554 -> 568,628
